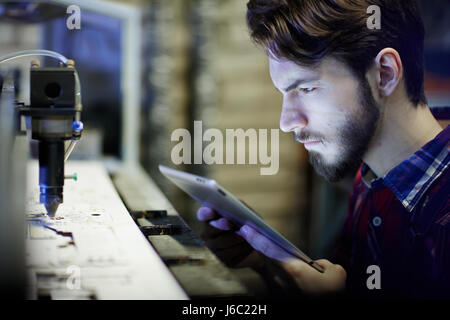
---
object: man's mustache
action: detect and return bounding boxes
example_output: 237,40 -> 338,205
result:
293,131 -> 324,143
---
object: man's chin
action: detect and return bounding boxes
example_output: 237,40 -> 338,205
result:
308,151 -> 361,182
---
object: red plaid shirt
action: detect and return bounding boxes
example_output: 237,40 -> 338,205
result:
334,125 -> 450,299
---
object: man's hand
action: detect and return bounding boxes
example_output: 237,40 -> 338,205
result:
196,207 -> 264,268
238,224 -> 347,295
197,206 -> 347,295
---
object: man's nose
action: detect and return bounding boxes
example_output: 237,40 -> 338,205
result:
279,96 -> 308,133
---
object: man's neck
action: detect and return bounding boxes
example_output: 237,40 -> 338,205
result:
363,101 -> 443,178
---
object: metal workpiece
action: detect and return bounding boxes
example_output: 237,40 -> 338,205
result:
26,161 -> 188,300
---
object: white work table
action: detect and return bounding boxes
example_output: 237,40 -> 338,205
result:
26,160 -> 188,300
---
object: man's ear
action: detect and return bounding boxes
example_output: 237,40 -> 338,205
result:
374,48 -> 403,97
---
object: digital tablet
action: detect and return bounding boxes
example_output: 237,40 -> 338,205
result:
159,165 -> 324,273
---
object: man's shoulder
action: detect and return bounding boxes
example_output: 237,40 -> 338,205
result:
415,166 -> 450,228
425,163 -> 450,205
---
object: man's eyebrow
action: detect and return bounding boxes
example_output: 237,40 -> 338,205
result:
279,78 -> 319,93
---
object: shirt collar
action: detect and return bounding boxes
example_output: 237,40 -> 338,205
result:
361,125 -> 450,212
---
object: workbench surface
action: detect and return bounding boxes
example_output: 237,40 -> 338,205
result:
26,160 -> 188,300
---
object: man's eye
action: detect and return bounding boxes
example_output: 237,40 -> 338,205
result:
300,87 -> 316,94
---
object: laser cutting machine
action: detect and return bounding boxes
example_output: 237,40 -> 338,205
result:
16,56 -> 83,217
0,0 -> 249,300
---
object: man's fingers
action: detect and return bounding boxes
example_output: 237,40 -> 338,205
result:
197,207 -> 216,221
314,259 -> 347,277
209,217 -> 234,231
314,259 -> 333,268
239,225 -> 293,262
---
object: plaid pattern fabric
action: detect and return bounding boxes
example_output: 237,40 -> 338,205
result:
334,125 -> 450,299
382,130 -> 450,212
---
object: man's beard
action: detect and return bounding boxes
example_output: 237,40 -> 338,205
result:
297,78 -> 380,182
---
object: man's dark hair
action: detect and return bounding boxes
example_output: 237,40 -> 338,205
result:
246,0 -> 427,106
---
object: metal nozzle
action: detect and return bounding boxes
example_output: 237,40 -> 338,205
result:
39,141 -> 64,217
44,202 -> 60,217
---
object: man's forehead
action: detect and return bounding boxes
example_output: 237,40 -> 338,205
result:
269,56 -> 316,77
269,56 -> 354,86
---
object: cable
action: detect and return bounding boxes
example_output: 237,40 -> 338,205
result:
0,49 -> 68,65
0,49 -> 82,119
0,49 -> 83,162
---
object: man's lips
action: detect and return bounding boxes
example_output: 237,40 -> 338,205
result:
300,140 -> 321,148
294,132 -> 323,148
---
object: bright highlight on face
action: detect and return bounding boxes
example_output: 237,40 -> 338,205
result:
270,56 -> 380,182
